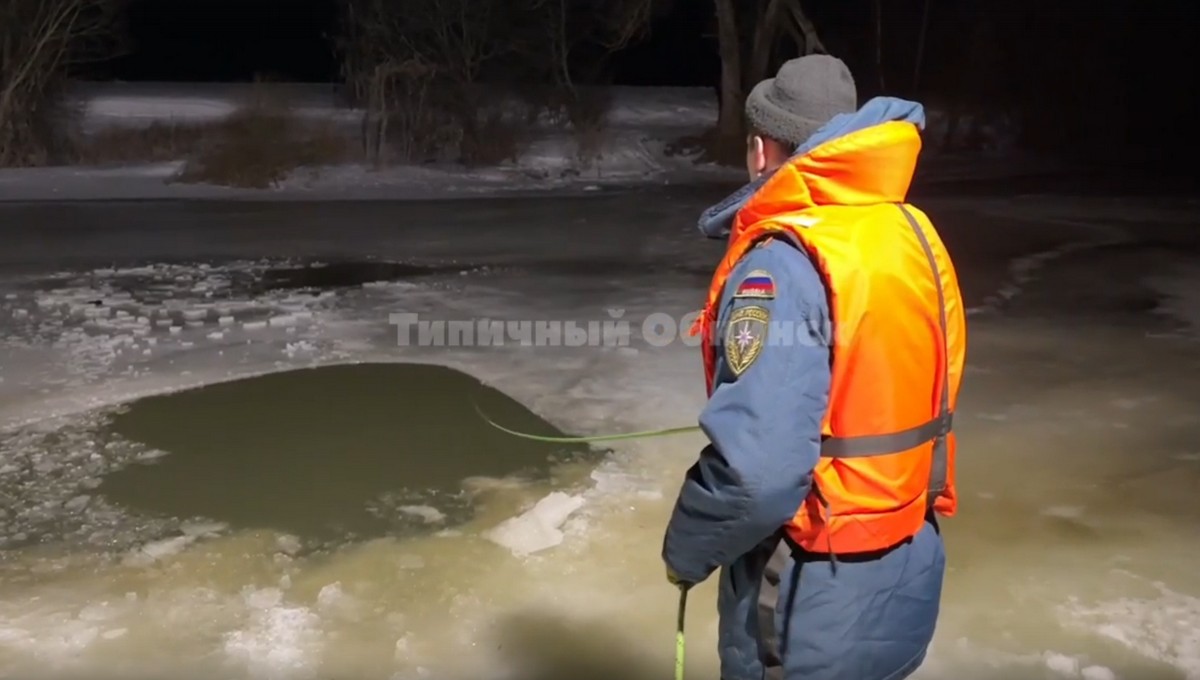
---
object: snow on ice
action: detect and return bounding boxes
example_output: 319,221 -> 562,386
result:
1060,576 -> 1200,680
0,259 -> 358,411
224,588 -> 323,680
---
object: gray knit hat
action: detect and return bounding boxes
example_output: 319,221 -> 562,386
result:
745,55 -> 858,149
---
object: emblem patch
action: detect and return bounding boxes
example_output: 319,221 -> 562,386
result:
733,270 -> 775,299
724,305 -> 769,376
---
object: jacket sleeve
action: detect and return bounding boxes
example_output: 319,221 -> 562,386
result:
662,239 -> 833,584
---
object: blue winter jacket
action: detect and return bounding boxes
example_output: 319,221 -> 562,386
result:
662,97 -> 947,680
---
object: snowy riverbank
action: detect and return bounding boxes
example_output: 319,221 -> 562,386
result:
0,82 -> 1036,202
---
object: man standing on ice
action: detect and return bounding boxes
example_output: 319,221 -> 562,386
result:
662,55 -> 967,680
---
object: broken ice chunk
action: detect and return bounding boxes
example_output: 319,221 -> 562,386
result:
397,505 -> 446,524
484,492 -> 586,557
64,495 -> 90,511
124,535 -> 197,566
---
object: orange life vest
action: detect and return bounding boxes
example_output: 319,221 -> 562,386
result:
693,120 -> 967,555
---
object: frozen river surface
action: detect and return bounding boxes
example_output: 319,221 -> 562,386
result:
1,184 -> 1199,680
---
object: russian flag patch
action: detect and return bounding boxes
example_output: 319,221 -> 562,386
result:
733,270 -> 775,299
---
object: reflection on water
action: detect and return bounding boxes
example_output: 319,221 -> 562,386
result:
98,363 -> 592,542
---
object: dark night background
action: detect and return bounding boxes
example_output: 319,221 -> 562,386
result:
87,0 -> 1200,157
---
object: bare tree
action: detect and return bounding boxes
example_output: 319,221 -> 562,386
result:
0,0 -> 123,166
712,0 -> 826,161
781,0 -> 826,56
748,0 -> 781,92
712,0 -> 743,159
519,0 -> 655,93
346,0 -> 509,90
912,0 -> 931,94
337,0 -> 657,166
337,0 -> 514,163
747,0 -> 828,102
872,0 -> 885,92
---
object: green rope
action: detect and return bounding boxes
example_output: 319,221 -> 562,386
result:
675,587 -> 688,680
472,400 -> 700,443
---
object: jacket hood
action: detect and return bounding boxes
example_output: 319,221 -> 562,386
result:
698,96 -> 927,240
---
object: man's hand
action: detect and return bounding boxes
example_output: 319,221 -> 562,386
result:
666,565 -> 693,590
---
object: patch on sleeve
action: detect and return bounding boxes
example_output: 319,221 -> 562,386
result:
733,270 -> 775,299
724,305 -> 769,376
